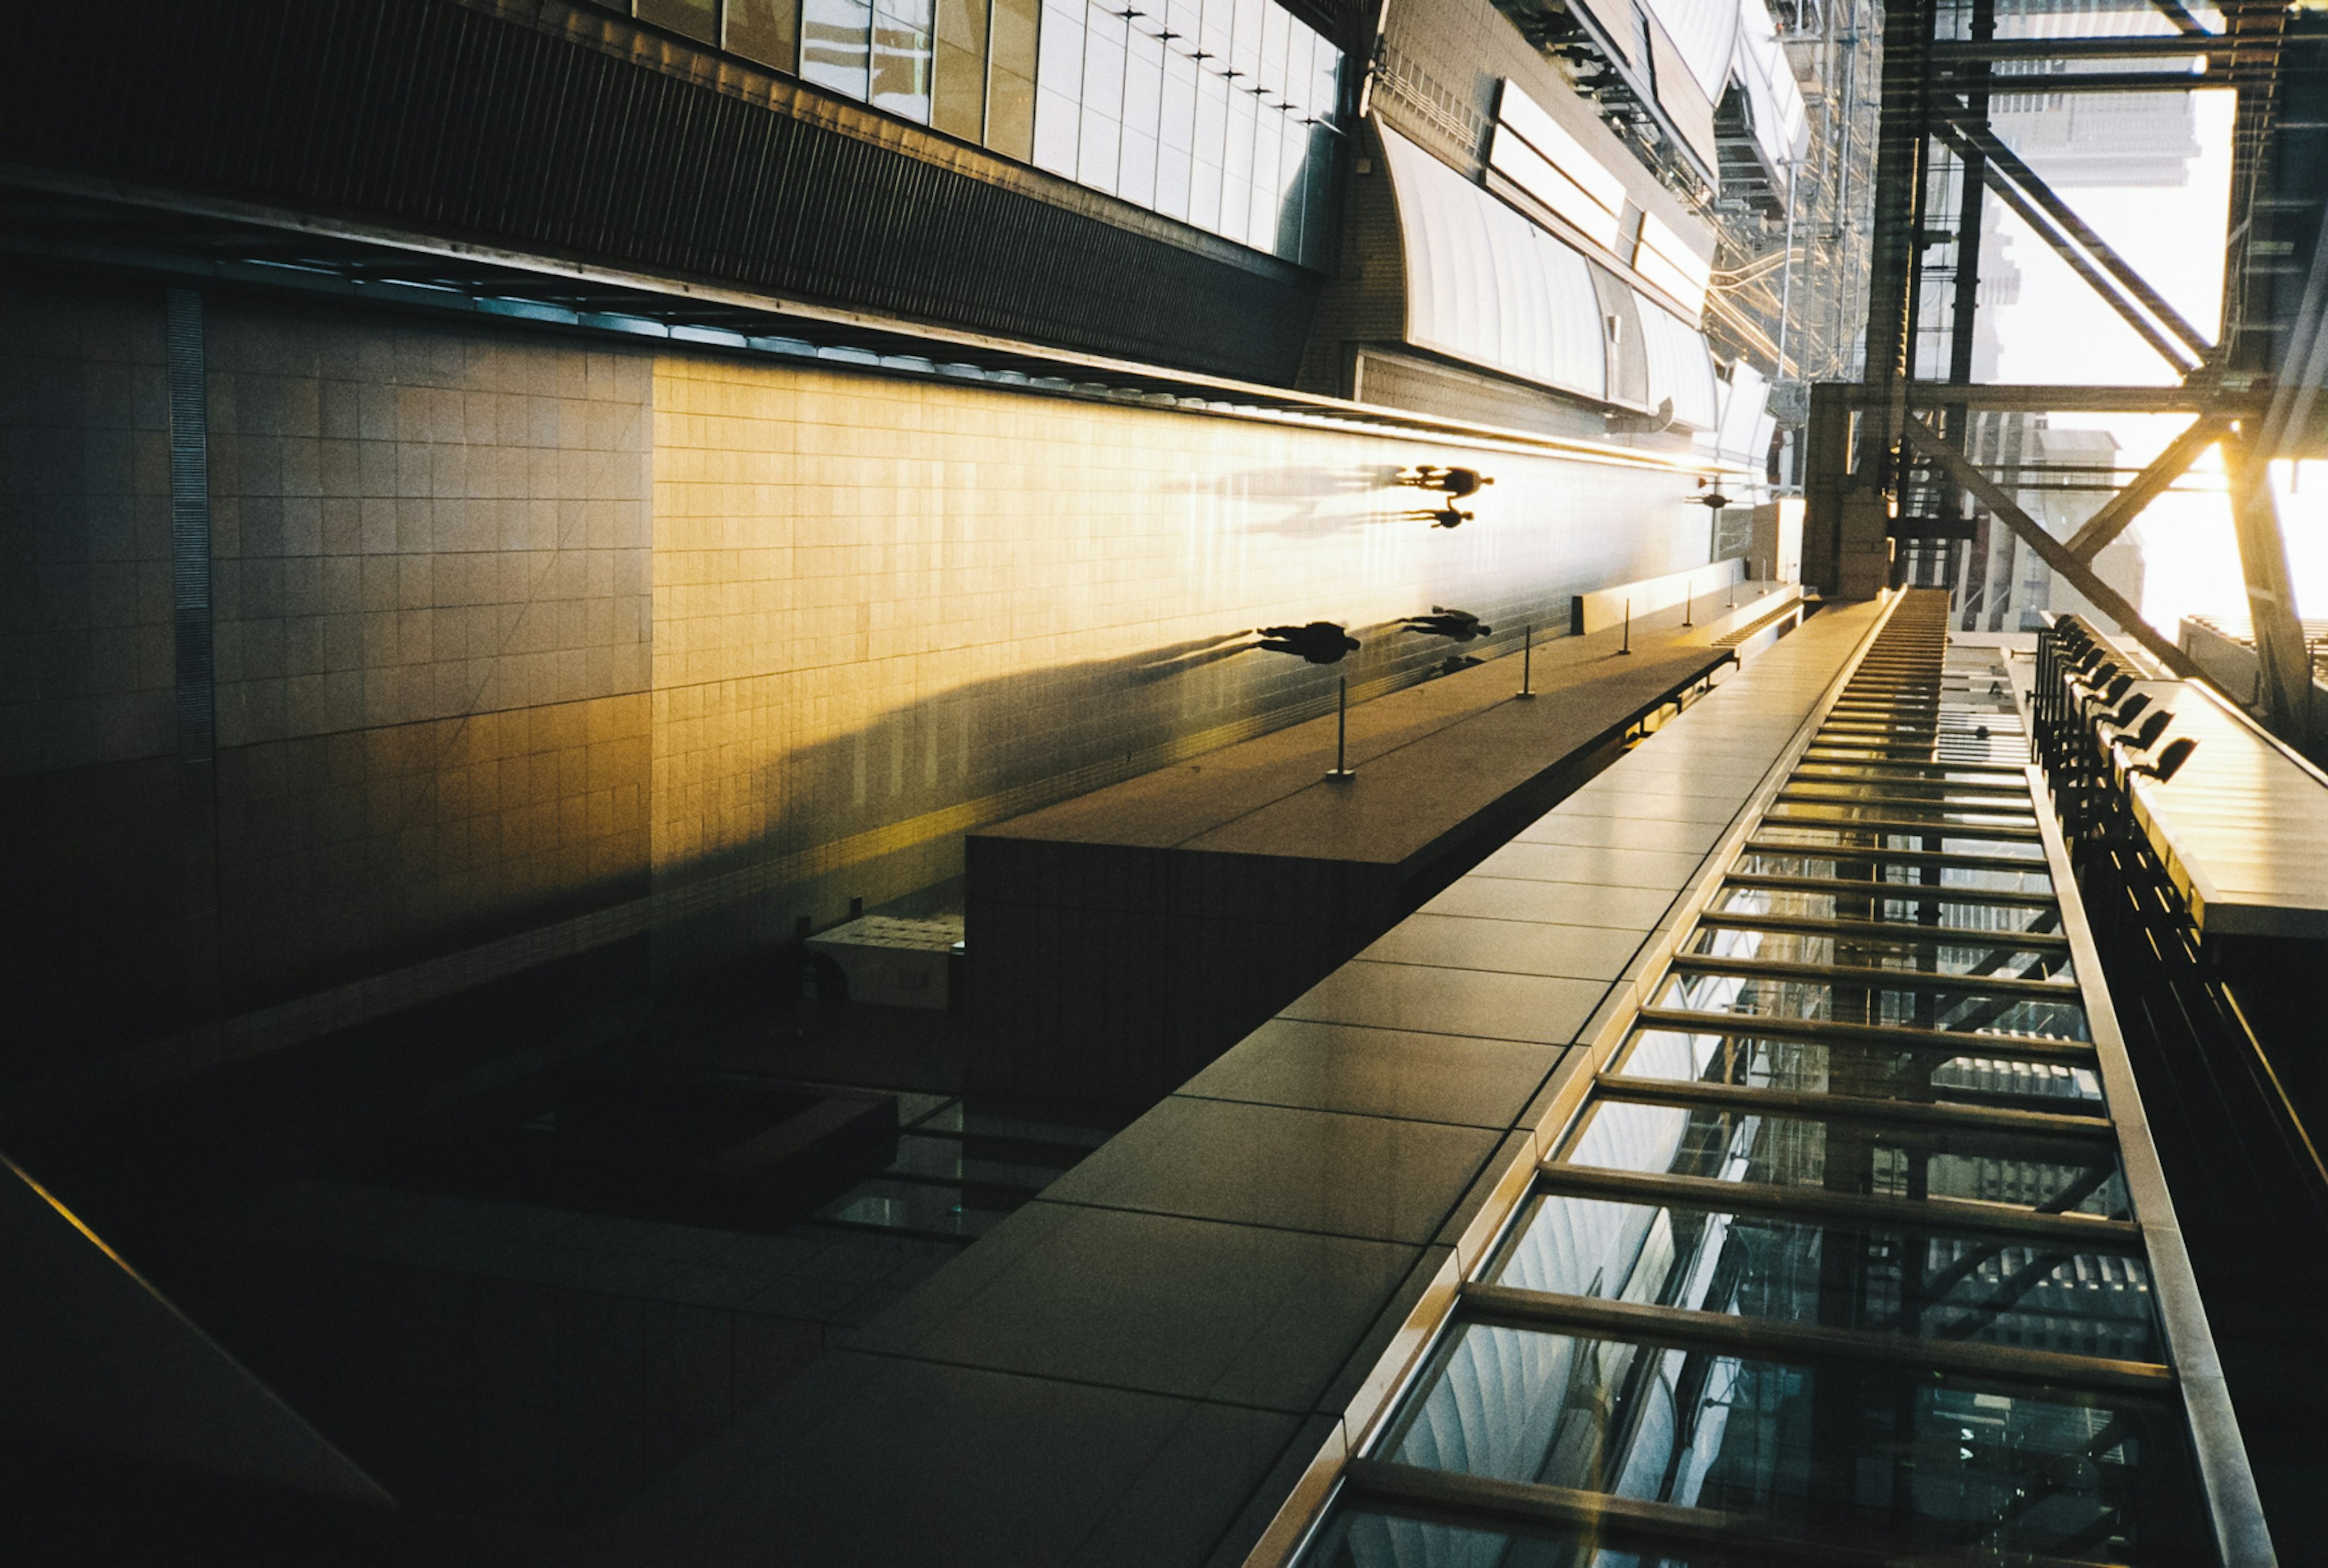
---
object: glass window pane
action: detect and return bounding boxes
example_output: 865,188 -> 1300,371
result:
726,0 -> 801,70
931,0 -> 988,138
1079,105 -> 1122,192
637,0 -> 718,43
987,0 -> 1040,159
989,63 -> 1038,159
932,36 -> 986,138
1733,850 -> 2055,899
1686,921 -> 2075,983
1245,101 -> 1282,241
1710,881 -> 2062,933
1199,0 -> 1233,62
1313,35 -> 1340,126
1648,962 -> 2089,1039
1230,0 -> 1263,79
1036,0 -> 1085,98
1613,1026 -> 2104,1107
1159,51 -> 1197,152
1032,0 -> 1084,173
1123,25 -> 1163,143
1379,1322 -> 2204,1559
1487,1192 -> 2159,1358
1259,0 -> 1288,101
872,17 -> 934,121
801,0 -> 874,98
1154,141 -> 1193,219
1557,1097 -> 2130,1218
1082,5 -> 1126,118
1300,1507 -> 1736,1567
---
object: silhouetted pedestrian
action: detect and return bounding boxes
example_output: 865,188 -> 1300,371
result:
1254,621 -> 1360,665
1398,465 -> 1493,498
1399,607 -> 1491,642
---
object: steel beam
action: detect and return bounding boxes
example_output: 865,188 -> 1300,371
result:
2060,415 -> 2233,559
1899,415 -> 2205,678
1902,383 -> 2262,413
1461,1283 -> 2169,1392
1941,68 -> 2223,93
1935,124 -> 2203,373
1533,1161 -> 2134,1244
2221,194 -> 2328,741
1946,118 -> 2216,359
2149,0 -> 2215,36
1928,36 -> 2233,62
2225,433 -> 2315,739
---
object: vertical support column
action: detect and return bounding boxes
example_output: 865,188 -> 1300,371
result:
2227,435 -> 2313,746
166,289 -> 221,1016
1859,0 -> 1936,481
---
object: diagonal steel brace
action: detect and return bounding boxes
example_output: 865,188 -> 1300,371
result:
1899,416 -> 2203,678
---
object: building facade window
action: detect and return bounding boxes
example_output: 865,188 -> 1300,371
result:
604,0 -> 1340,268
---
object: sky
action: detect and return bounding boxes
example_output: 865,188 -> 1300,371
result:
1984,87 -> 2327,635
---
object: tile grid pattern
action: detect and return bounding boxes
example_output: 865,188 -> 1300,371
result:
607,598 -> 1892,1567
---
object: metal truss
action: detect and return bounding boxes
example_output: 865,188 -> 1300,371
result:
1802,0 -> 2326,748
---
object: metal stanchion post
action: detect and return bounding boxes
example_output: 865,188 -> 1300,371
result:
1325,677 -> 1356,779
1517,624 -> 1536,698
1619,599 -> 1632,655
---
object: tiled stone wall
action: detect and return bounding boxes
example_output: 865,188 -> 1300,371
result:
201,305 -> 655,1001
646,355 -> 1706,932
0,279 -> 175,774
1,273 -> 1714,1069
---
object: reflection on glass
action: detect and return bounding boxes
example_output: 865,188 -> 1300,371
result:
1649,967 -> 2090,1041
1380,1323 -> 2200,1560
1300,1508 -> 1715,1567
1487,1192 -> 2158,1358
986,0 -> 1040,157
1733,853 -> 2053,896
931,0 -> 989,138
1710,881 -> 2062,934
1018,0 -> 1339,261
803,0 -> 874,98
872,0 -> 935,123
725,0 -> 800,66
637,0 -> 719,43
1559,1098 -> 2131,1218
1752,824 -> 2047,862
1687,922 -> 2075,983
1613,1029 -> 2104,1108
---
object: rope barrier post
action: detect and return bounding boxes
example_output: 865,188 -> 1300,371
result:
1326,677 -> 1356,779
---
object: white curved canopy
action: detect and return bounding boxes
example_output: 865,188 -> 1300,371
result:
1381,125 -> 1610,402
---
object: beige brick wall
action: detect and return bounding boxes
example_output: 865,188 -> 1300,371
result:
646,353 -> 1707,915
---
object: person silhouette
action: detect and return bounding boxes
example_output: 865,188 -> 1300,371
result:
1399,607 -> 1491,642
1425,504 -> 1471,529
1254,621 -> 1361,665
1398,465 -> 1493,499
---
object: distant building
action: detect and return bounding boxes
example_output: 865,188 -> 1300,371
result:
1947,419 -> 2142,632
1989,1 -> 2202,187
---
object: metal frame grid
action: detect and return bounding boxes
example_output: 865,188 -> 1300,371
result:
1283,590 -> 2272,1567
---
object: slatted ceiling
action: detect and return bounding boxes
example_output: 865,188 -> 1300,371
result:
1292,591 -> 2258,1567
